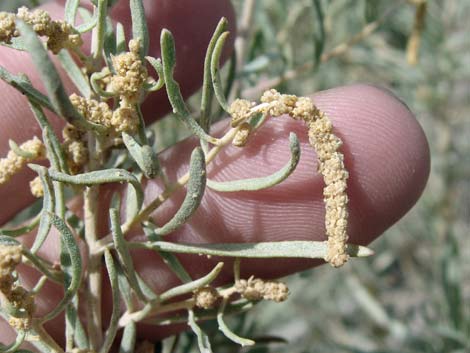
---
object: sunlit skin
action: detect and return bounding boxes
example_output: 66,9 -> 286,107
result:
0,0 -> 430,349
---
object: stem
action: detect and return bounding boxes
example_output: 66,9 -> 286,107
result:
119,299 -> 195,328
91,0 -> 108,68
29,321 -> 66,353
84,134 -> 104,350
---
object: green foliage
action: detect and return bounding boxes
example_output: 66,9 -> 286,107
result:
1,0 -> 464,353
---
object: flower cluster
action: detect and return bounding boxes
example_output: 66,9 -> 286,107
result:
61,121 -> 88,175
228,89 -> 350,267
235,277 -> 289,303
0,7 -> 82,54
308,111 -> 349,267
260,90 -> 349,267
0,136 -> 45,185
70,92 -> 140,136
193,286 -> 220,309
109,39 -> 148,105
229,99 -> 255,127
29,175 -> 44,198
0,244 -> 35,330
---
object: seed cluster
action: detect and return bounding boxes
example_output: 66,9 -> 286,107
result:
0,136 -> 45,185
229,89 -> 350,267
0,244 -> 35,330
193,286 -> 220,309
61,121 -> 89,175
110,39 -> 148,106
235,277 -> 289,302
0,7 -> 82,54
29,175 -> 44,198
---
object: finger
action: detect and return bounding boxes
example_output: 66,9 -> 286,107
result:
0,0 -> 235,224
133,83 -> 430,293
3,84 -> 429,344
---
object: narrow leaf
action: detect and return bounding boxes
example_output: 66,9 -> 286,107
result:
115,261 -> 134,310
65,302 -> 89,350
217,297 -> 255,346
145,299 -> 254,326
210,31 -> 230,112
0,68 -> 54,112
103,17 -> 116,67
141,240 -> 374,259
64,0 -> 80,25
110,208 -> 147,301
159,262 -> 223,302
21,246 -> 64,284
130,0 -> 149,59
0,213 -> 41,237
76,7 -> 98,33
90,70 -> 116,98
188,309 -> 213,353
143,221 -> 192,283
150,147 -> 206,237
8,139 -> 36,159
46,168 -> 144,211
125,177 -> 140,224
160,29 -> 218,145
200,18 -> 228,132
42,127 -> 66,172
122,132 -> 160,178
27,165 -> 55,254
57,49 -> 91,98
30,100 -> 70,173
119,321 -> 136,353
42,213 -> 83,322
100,250 -> 120,353
115,22 -> 126,53
0,236 -> 21,247
207,132 -> 300,192
16,20 -> 105,132
91,0 -> 108,60
145,56 -> 165,91
135,272 -> 158,300
135,104 -> 149,146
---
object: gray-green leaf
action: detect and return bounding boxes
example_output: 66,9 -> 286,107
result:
122,132 -> 160,178
217,297 -> 255,346
0,68 -> 54,112
211,31 -> 230,112
110,208 -> 147,301
188,309 -> 213,353
16,20 -> 104,133
207,132 -> 301,192
130,0 -> 149,59
42,213 -> 83,322
140,240 -> 374,259
47,168 -> 144,212
149,147 -> 206,237
160,29 -> 218,145
200,18 -> 228,132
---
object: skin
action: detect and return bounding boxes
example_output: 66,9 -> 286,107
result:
0,0 -> 430,349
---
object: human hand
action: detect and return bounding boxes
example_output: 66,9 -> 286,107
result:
0,0 -> 430,349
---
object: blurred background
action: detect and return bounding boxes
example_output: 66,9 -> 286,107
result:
1,0 -> 468,352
